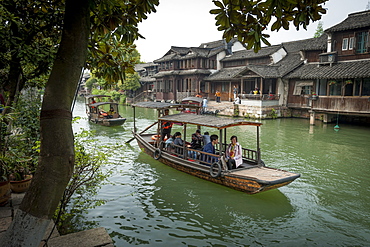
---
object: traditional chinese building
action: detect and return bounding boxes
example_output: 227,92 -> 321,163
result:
135,10 -> 370,123
286,10 -> 370,124
152,39 -> 244,102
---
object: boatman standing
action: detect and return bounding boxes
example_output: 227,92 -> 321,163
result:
161,109 -> 173,141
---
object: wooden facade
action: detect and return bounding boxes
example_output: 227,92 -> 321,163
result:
135,10 -> 370,121
152,41 -> 235,102
286,10 -> 370,121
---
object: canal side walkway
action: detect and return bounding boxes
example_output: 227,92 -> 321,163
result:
0,192 -> 114,247
205,100 -> 235,116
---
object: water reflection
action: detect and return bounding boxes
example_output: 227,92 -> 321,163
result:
71,98 -> 370,246
107,152 -> 294,246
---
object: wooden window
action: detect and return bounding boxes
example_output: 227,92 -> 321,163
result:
293,81 -> 313,95
318,79 -> 327,96
356,32 -> 369,53
363,78 -> 370,96
329,80 -> 342,96
222,82 -> 227,92
342,38 -> 348,50
354,79 -> 361,96
348,37 -> 354,50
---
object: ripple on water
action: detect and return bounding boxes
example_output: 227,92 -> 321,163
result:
71,101 -> 370,246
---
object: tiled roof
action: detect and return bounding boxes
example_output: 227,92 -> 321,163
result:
246,65 -> 280,78
139,77 -> 156,83
325,10 -> 370,33
276,53 -> 304,77
221,45 -> 282,61
208,46 -> 226,57
205,52 -> 304,80
198,40 -> 226,49
285,60 -> 370,79
135,62 -> 158,72
282,34 -> 327,52
153,69 -> 211,78
135,63 -> 147,72
154,45 -> 224,62
142,62 -> 159,67
204,67 -> 247,81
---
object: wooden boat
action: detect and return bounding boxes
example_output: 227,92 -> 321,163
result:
85,95 -> 126,127
130,102 -> 300,194
180,97 -> 203,114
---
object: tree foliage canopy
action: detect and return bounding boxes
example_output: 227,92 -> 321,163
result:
0,0 -> 64,105
211,0 -> 328,51
314,21 -> 324,38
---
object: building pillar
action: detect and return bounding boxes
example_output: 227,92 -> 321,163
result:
240,78 -> 243,95
309,110 -> 315,125
229,81 -> 232,101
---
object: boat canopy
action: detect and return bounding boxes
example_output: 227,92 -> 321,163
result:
159,113 -> 262,129
89,102 -> 118,107
132,101 -> 201,111
132,102 -> 179,110
181,97 -> 203,104
85,94 -> 111,99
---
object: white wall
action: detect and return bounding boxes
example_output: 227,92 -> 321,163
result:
271,48 -> 287,64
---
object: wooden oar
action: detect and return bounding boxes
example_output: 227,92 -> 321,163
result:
126,121 -> 158,143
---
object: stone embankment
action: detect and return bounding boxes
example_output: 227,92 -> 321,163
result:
0,193 -> 114,247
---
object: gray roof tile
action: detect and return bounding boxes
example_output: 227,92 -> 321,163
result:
285,60 -> 370,79
282,34 -> 327,52
154,45 -> 225,62
325,10 -> 370,32
204,67 -> 247,81
153,69 -> 211,78
221,45 -> 282,61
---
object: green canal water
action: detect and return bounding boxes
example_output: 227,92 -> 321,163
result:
73,97 -> 370,246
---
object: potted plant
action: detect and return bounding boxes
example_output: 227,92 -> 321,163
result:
1,146 -> 35,193
8,156 -> 34,193
311,92 -> 318,100
0,157 -> 11,206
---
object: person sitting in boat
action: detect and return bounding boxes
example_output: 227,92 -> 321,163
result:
225,135 -> 243,169
107,107 -> 115,119
188,133 -> 201,159
89,98 -> 96,109
161,109 -> 173,141
165,135 -> 174,152
173,132 -> 184,156
194,129 -> 203,148
99,109 -> 108,117
202,134 -> 218,164
203,132 -> 211,146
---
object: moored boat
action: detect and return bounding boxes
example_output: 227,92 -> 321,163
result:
130,102 -> 300,194
85,95 -> 126,127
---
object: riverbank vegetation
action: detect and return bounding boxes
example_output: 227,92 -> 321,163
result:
54,127 -> 114,235
1,90 -> 113,234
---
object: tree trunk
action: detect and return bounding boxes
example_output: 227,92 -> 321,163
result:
1,0 -> 89,246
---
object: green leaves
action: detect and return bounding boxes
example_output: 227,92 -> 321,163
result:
210,0 -> 328,52
87,0 -> 159,87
